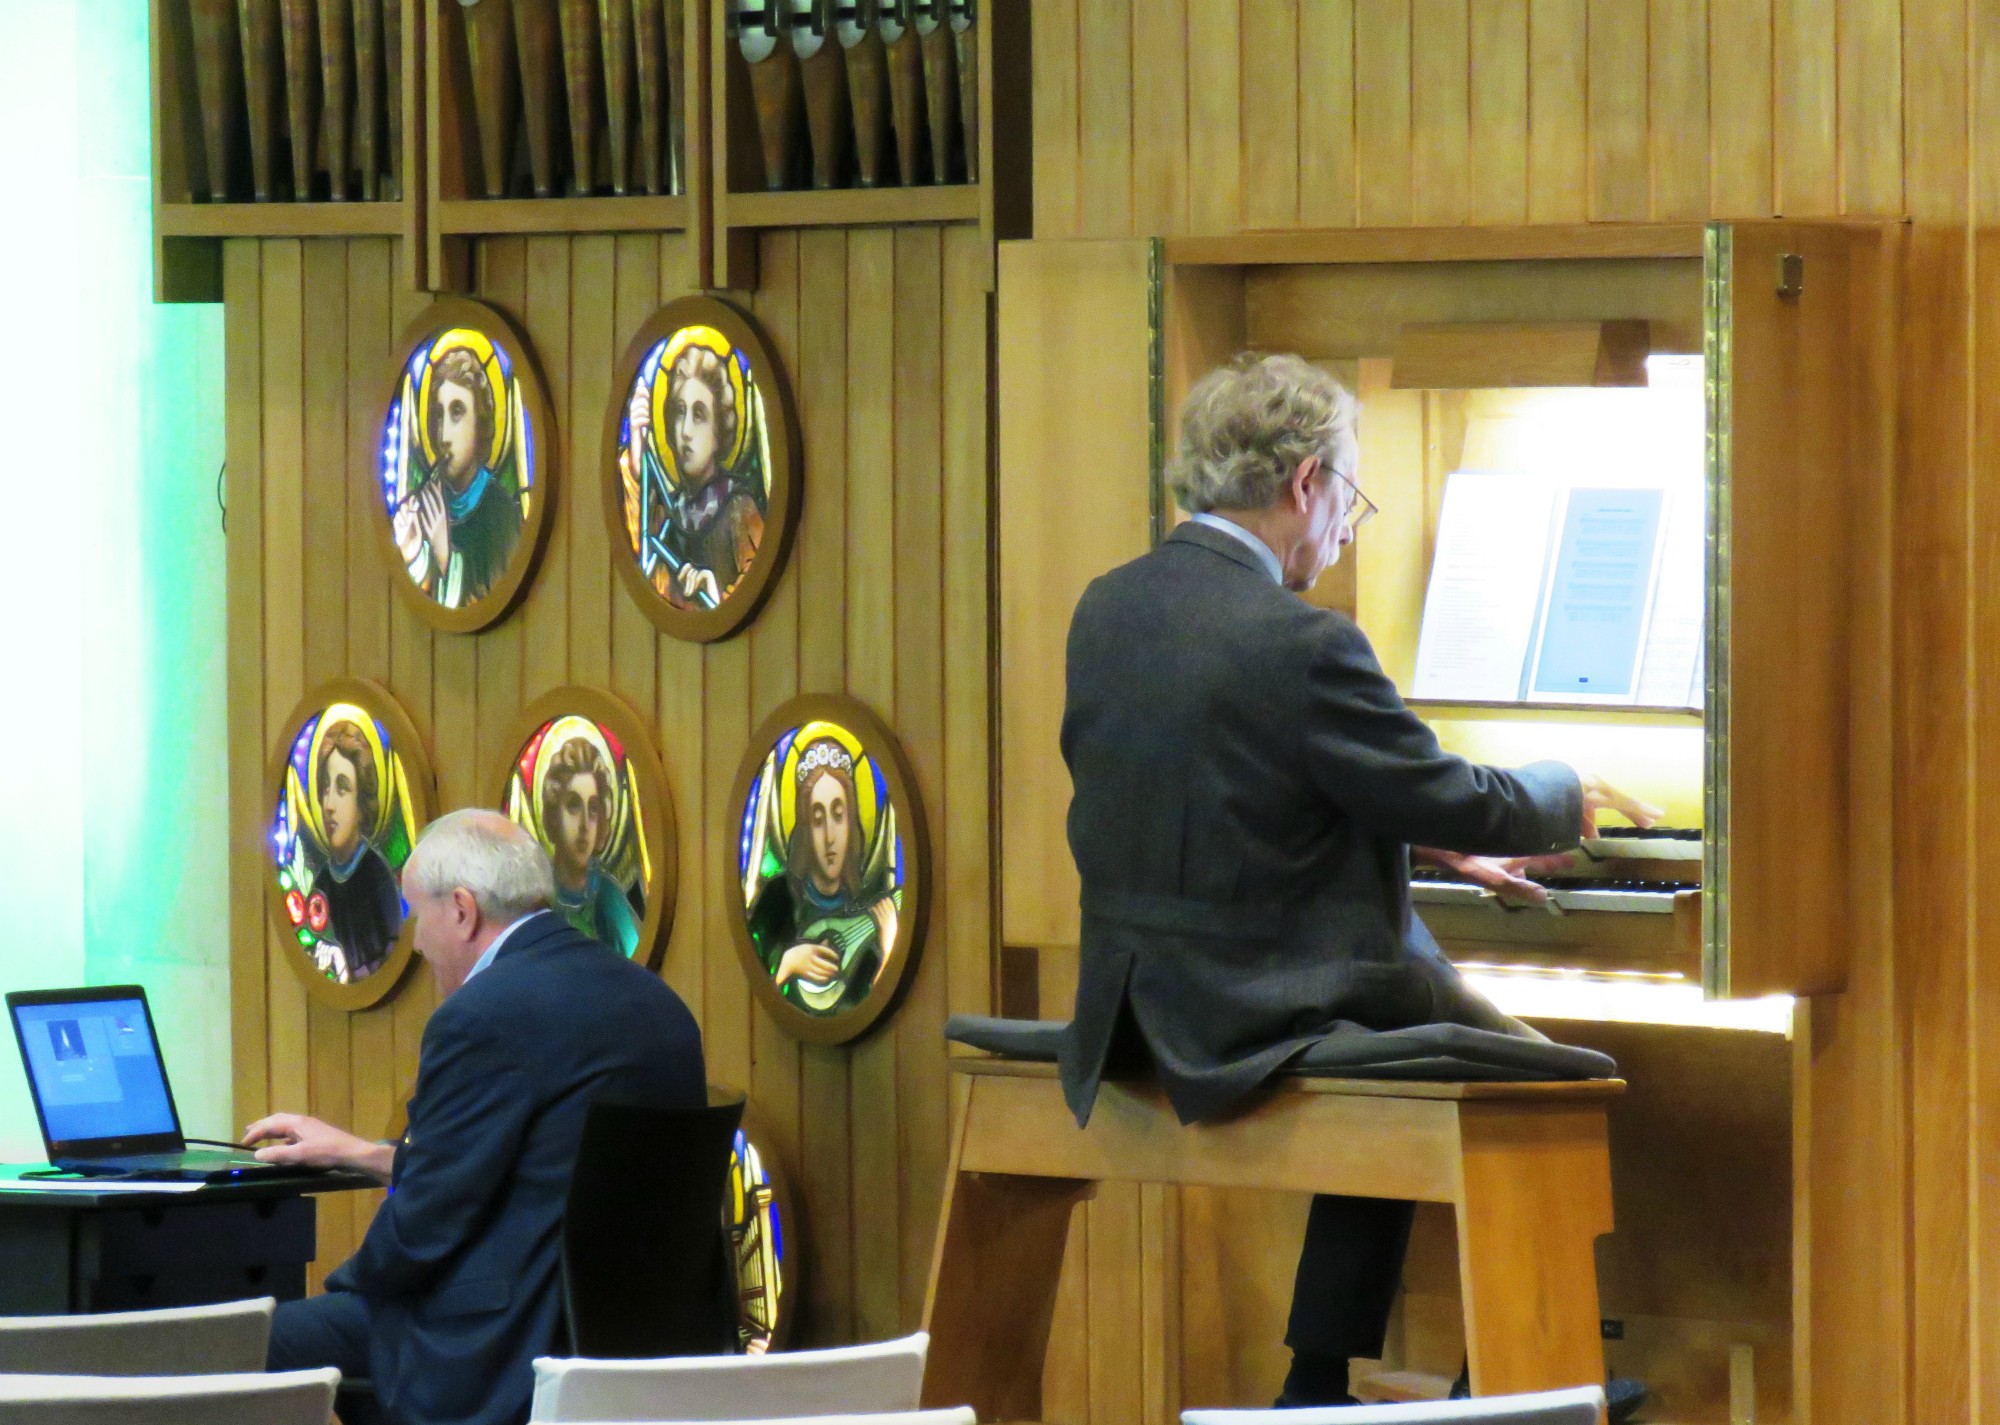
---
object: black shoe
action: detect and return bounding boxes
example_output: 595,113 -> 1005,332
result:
1607,1375 -> 1648,1423
1446,1362 -> 1644,1421
1270,1390 -> 1361,1409
1275,1351 -> 1356,1408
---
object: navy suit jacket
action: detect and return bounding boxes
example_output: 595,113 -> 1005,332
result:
1059,523 -> 1582,1126
326,911 -> 705,1425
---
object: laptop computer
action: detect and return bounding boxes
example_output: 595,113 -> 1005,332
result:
6,985 -> 307,1182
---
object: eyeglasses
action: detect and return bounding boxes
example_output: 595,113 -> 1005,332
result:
1331,465 -> 1378,534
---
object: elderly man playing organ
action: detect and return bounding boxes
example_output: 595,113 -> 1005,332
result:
1057,353 -> 1659,1412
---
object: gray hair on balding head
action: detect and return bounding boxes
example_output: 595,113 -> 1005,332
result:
404,809 -> 555,923
1167,353 -> 1357,515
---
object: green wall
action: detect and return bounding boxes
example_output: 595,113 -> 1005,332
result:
0,0 -> 229,1158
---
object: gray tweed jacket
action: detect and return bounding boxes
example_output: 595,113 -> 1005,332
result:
1057,521 -> 1583,1126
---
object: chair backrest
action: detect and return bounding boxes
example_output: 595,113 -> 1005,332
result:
530,1330 -> 931,1422
1182,1386 -> 1607,1425
566,1411 -> 975,1425
562,1094 -> 746,1359
0,1298 -> 277,1375
0,1367 -> 339,1425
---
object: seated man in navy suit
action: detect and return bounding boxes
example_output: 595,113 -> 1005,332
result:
246,809 -> 707,1425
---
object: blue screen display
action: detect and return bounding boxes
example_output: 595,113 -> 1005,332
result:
13,998 -> 178,1145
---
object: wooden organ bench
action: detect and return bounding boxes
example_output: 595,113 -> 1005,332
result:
919,1051 -> 1622,1421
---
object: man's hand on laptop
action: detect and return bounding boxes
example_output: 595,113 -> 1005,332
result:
242,1113 -> 396,1185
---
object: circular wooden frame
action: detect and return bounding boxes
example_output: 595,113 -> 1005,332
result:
603,296 -> 803,644
494,686 -> 679,971
265,677 -> 436,1012
726,694 -> 930,1046
713,1087 -> 803,1354
374,297 -> 557,634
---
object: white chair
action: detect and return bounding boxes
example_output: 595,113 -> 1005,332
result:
0,1298 -> 277,1375
0,1367 -> 339,1424
1183,1385 -> 1607,1425
531,1331 -> 930,1422
560,1413 -> 974,1425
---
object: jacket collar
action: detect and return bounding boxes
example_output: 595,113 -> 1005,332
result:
1166,519 -> 1279,579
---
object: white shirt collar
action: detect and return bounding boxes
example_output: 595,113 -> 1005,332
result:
1189,512 -> 1285,586
463,908 -> 551,984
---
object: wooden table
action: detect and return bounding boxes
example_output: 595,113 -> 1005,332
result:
920,1059 -> 1623,1420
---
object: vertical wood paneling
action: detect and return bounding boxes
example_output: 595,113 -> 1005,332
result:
342,241 -> 395,1235
224,240 -> 268,1132
475,239 -> 528,804
1774,0 -> 1837,213
1468,0 -> 1529,225
1130,0 -> 1190,236
890,227 -> 949,1325
941,225 -> 993,1026
568,236 -> 617,689
1185,0 -> 1243,235
1242,0 -> 1301,230
1972,221 -> 2000,1425
259,240 -> 312,1161
1298,0 -> 1358,227
1649,0 -> 1710,218
746,232 -> 805,1293
1840,0 -> 1905,213
845,227 -> 902,1340
1896,223 -> 1974,1425
609,233 -> 661,722
232,214 -> 991,1347
1354,0 -> 1414,225
1709,0 -> 1774,216
794,228 -> 855,1343
1586,0 -> 1649,218
1410,0 -> 1470,226
1904,0 -> 1969,221
1526,0 -> 1589,221
521,236 -> 573,703
387,266 -> 437,1113
1033,0 -> 1082,238
1973,23 -> 2000,1417
1078,0 -> 1136,237
301,238 -> 356,1272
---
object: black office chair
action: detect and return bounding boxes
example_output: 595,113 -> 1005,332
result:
560,1091 -> 746,1359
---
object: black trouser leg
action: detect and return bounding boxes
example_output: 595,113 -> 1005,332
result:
1284,1193 -> 1417,1359
269,1290 -> 381,1425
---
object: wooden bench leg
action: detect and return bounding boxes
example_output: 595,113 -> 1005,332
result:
922,1169 -> 1096,1419
1454,1102 -> 1615,1401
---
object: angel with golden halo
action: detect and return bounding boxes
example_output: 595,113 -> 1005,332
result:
618,325 -> 770,612
739,723 -> 902,1016
385,328 -> 528,609
274,707 -> 415,985
506,716 -> 650,958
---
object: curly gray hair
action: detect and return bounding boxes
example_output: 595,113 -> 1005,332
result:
1166,353 -> 1357,515
404,808 -> 556,924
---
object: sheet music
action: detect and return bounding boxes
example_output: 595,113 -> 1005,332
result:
1633,481 -> 1706,708
1411,471 -> 1558,702
1527,487 -> 1667,703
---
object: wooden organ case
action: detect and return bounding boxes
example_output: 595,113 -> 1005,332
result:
995,224 -> 1894,1424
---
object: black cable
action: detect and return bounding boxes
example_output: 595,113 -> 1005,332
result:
185,1137 -> 258,1151
216,459 -> 227,533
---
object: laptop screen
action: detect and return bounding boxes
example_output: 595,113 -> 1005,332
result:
11,994 -> 179,1147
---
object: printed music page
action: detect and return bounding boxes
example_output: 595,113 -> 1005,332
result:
1411,470 -> 1558,702
1633,482 -> 1705,709
1526,486 -> 1668,703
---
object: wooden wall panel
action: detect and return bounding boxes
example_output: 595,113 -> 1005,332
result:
225,225 -> 993,1341
1015,5 -> 2000,1424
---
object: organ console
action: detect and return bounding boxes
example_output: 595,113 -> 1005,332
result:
996,222 -> 1894,1419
